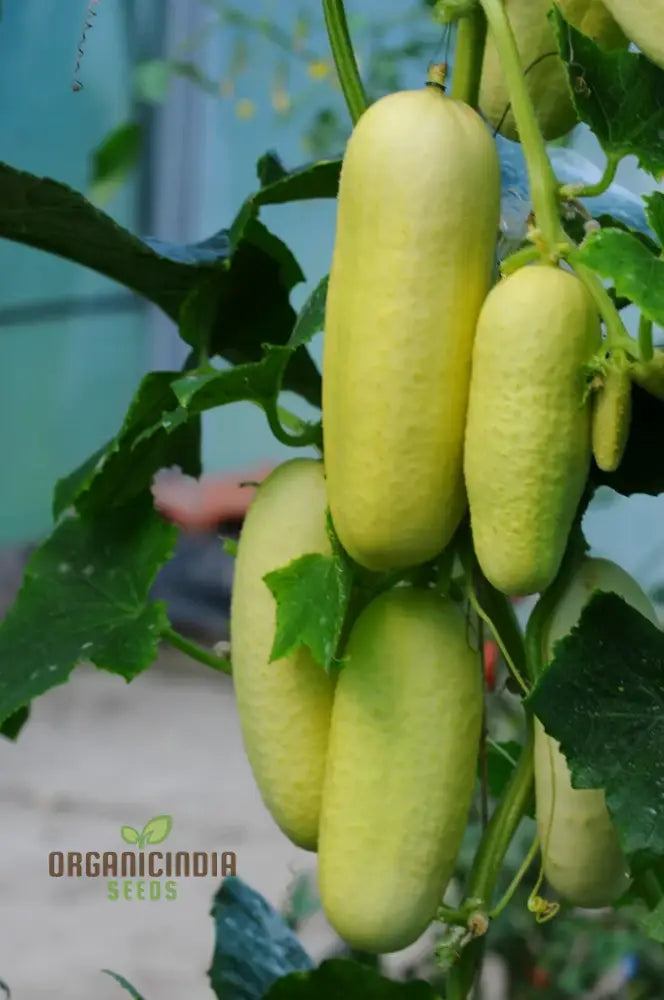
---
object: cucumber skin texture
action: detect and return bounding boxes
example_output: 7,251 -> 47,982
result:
480,0 -> 625,141
322,87 -> 500,572
464,266 -> 601,596
230,459 -> 335,851
318,588 -> 482,953
602,0 -> 664,69
535,557 -> 658,907
592,366 -> 632,472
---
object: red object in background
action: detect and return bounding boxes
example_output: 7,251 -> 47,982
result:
483,639 -> 499,690
530,966 -> 551,990
151,464 -> 276,530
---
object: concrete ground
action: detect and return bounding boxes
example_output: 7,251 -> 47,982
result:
0,651 -> 323,1000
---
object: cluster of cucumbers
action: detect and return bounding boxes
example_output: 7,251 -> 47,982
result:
230,0 -> 662,956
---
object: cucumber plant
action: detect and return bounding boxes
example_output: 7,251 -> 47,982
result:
1,1 -> 664,998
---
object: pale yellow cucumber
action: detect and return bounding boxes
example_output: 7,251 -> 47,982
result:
535,557 -> 658,906
602,0 -> 664,69
322,85 -> 500,571
464,265 -> 601,596
480,0 -> 625,141
230,459 -> 335,850
318,588 -> 482,952
592,364 -> 632,472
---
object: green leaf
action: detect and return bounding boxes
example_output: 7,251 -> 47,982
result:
0,706 -> 29,742
264,537 -> 353,672
289,275 -> 328,348
0,500 -> 176,726
53,372 -> 201,519
133,59 -> 172,103
593,385 -> 664,496
572,230 -> 664,327
120,826 -> 140,845
101,970 -> 147,1000
0,163 -> 319,405
208,877 -> 313,1000
528,592 -> 664,856
640,896 -> 664,943
89,122 -> 142,206
252,154 -> 341,207
644,191 -> 664,246
265,960 -> 438,1000
552,8 -> 664,177
140,814 -> 173,846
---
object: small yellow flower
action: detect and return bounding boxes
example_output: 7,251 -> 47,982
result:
235,98 -> 256,120
307,59 -> 330,81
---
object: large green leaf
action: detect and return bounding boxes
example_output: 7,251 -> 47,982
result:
53,373 -> 201,520
528,593 -> 664,856
0,163 -> 320,404
572,230 -> 664,328
208,877 -> 313,1000
552,9 -> 664,177
265,960 -> 438,999
0,500 -> 176,726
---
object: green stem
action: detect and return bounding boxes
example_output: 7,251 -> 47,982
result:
265,402 -> 322,448
639,314 -> 654,362
450,7 -> 487,107
479,0 -> 563,252
568,257 -> 639,358
559,154 -> 619,200
490,831 -> 539,918
467,723 -> 535,906
322,0 -> 368,124
162,626 -> 232,675
447,727 -> 535,998
500,244 -> 542,276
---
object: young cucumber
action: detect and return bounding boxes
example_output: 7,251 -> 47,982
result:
318,588 -> 482,952
480,0 -> 625,142
323,84 -> 500,572
591,364 -> 632,473
464,265 -> 601,596
230,459 -> 334,850
535,557 -> 658,907
601,0 -> 664,68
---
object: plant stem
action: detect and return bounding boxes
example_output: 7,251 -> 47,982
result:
265,402 -> 323,448
447,725 -> 535,998
500,244 -> 542,276
162,626 -> 232,675
639,314 -> 654,362
451,6 -> 487,107
559,154 -> 619,200
467,722 -> 534,906
568,257 -> 639,357
479,0 -> 564,252
322,0 -> 368,124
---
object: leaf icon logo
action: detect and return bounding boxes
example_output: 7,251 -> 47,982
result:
120,815 -> 173,848
140,814 -> 173,847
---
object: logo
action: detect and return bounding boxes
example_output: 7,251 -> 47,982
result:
48,814 -> 237,901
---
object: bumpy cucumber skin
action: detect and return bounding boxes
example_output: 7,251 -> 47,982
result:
318,588 -> 482,953
464,266 -> 601,596
480,0 -> 625,141
535,557 -> 658,907
602,0 -> 664,68
323,87 -> 500,572
230,459 -> 335,851
592,366 -> 632,472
